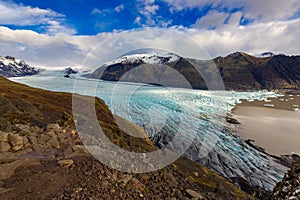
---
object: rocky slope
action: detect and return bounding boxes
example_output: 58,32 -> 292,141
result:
0,76 -> 253,199
269,156 -> 300,200
0,56 -> 39,77
87,52 -> 300,90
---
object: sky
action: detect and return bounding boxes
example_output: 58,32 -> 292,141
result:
1,0 -> 300,69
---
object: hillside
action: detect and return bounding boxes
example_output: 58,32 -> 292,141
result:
214,52 -> 300,90
0,76 -> 253,199
87,52 -> 300,90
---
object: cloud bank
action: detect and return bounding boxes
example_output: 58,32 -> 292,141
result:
1,17 -> 299,70
0,0 -> 300,69
0,1 -> 75,35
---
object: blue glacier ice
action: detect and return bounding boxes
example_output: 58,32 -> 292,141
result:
10,70 -> 288,191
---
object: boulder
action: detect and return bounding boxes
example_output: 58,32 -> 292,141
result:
0,187 -> 13,195
11,145 -> 23,152
0,142 -> 10,152
46,131 -> 60,149
28,135 -> 37,145
225,116 -> 240,124
72,145 -> 87,153
14,124 -> 31,135
7,134 -> 23,151
125,178 -> 145,192
0,158 -> 40,180
58,159 -> 74,167
0,132 -> 8,142
185,189 -> 206,200
0,118 -> 12,131
47,131 -> 56,138
49,138 -> 60,149
46,124 -> 60,132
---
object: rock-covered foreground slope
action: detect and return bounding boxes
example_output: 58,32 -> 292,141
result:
0,56 -> 39,77
0,76 -> 253,199
88,52 -> 300,90
269,157 -> 300,200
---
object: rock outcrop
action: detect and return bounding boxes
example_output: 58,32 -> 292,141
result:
64,67 -> 78,78
269,157 -> 300,200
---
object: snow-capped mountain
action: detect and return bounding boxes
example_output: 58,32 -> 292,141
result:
86,51 -> 210,89
103,52 -> 180,66
0,56 -> 39,77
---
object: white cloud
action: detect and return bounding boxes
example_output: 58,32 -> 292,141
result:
92,4 -> 124,16
162,0 -> 207,12
115,4 -> 125,13
0,1 -> 75,35
91,8 -> 101,15
0,17 -> 300,70
136,0 -> 160,26
195,11 -> 229,29
243,0 -> 300,21
0,26 -> 114,68
0,1 -> 63,25
44,21 -> 77,36
187,18 -> 300,57
162,0 -> 300,22
134,16 -> 142,25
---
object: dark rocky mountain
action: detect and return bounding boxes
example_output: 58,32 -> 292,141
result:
0,56 -> 39,77
64,67 -> 78,78
87,52 -> 300,90
214,52 -> 300,90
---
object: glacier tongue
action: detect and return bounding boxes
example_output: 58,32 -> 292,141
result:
10,71 -> 288,191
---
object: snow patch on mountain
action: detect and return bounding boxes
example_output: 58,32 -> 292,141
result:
0,56 -> 39,77
103,53 -> 180,66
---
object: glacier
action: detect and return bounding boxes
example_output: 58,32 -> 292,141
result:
10,70 -> 288,191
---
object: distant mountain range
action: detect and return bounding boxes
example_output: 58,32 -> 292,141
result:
2,52 -> 300,91
87,51 -> 300,90
0,56 -> 39,77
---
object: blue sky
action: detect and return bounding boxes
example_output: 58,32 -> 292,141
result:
1,0 -> 300,68
3,0 -> 225,34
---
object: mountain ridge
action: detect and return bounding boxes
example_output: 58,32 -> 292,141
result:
87,51 -> 300,90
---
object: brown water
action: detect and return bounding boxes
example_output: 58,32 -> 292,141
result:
234,107 -> 300,156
